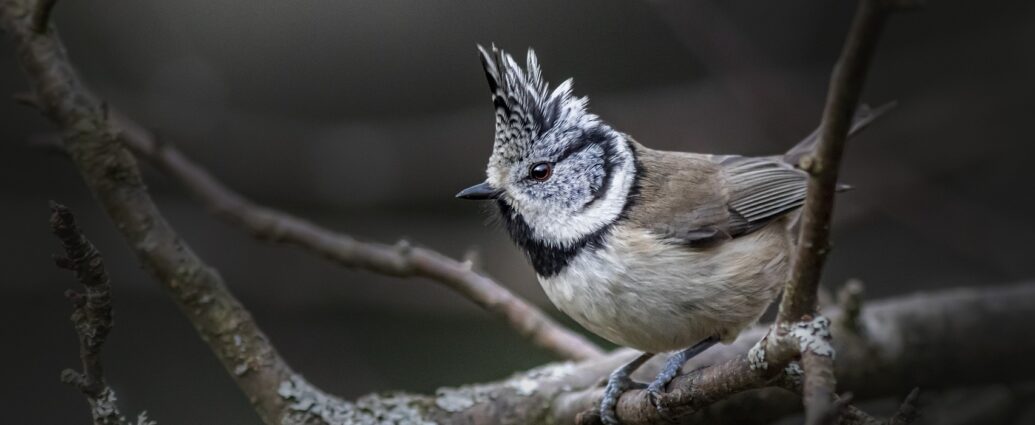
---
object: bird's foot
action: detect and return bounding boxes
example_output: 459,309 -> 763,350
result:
645,362 -> 679,415
646,336 -> 719,416
601,373 -> 644,425
599,352 -> 653,425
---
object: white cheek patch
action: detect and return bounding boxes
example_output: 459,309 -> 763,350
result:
515,141 -> 636,247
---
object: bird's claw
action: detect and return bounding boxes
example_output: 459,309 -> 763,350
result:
643,337 -> 719,421
598,352 -> 654,425
646,381 -> 663,408
600,373 -> 644,425
645,376 -> 677,419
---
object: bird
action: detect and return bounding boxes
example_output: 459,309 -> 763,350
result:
456,45 -> 889,425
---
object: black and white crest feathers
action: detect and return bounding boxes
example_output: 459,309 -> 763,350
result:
477,45 -> 593,162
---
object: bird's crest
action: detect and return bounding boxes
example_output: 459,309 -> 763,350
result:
477,45 -> 596,166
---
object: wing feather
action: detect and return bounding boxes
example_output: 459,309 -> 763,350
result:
631,147 -> 813,245
723,156 -> 808,234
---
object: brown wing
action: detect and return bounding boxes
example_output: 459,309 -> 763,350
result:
626,146 -> 735,246
628,145 -> 808,246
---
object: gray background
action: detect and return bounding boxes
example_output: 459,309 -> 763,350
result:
1,0 -> 1033,423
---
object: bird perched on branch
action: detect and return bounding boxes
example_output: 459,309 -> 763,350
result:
457,45 -> 889,424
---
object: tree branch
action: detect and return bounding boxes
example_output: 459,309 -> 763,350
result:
1,3 -> 320,423
427,282 -> 1033,424
51,202 -> 157,425
771,1 -> 915,421
802,351 -> 839,425
777,0 -> 903,325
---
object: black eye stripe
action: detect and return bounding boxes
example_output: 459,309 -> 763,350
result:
552,127 -> 611,164
554,138 -> 593,163
578,136 -> 627,211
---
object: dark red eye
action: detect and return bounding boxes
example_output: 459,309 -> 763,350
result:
529,162 -> 552,181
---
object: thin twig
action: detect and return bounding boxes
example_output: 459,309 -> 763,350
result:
110,109 -> 602,361
777,0 -> 897,323
51,202 -> 156,425
770,0 -> 907,422
51,202 -> 112,397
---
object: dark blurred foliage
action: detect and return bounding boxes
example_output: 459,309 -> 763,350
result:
1,0 -> 1033,423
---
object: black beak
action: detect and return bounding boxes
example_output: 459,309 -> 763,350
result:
456,181 -> 501,200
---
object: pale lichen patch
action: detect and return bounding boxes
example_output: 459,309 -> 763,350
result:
279,375 -> 437,425
508,377 -> 539,396
429,362 -> 576,416
521,361 -> 576,381
790,315 -> 835,358
89,387 -> 120,419
354,393 -> 437,425
82,387 -> 157,425
434,387 -> 477,413
433,378 -> 514,413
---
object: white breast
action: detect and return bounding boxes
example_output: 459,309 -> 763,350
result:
539,223 -> 791,353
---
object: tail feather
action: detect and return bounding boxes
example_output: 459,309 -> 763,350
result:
783,101 -> 897,165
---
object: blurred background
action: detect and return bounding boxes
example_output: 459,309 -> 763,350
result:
2,0 -> 1034,423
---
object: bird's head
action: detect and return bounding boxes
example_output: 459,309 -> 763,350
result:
457,45 -> 638,264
